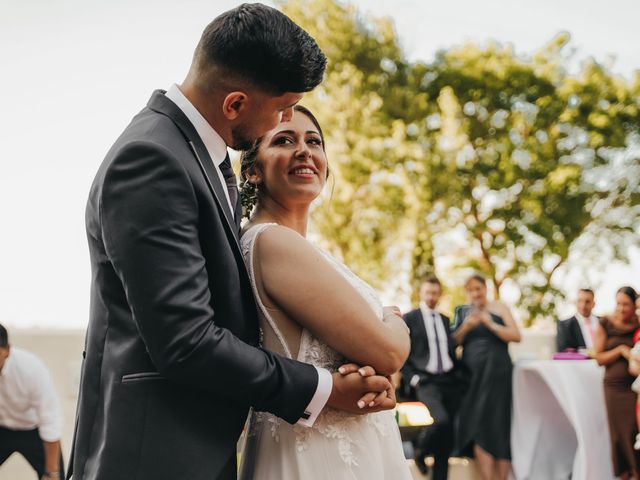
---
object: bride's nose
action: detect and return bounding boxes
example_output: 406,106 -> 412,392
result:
293,141 -> 311,159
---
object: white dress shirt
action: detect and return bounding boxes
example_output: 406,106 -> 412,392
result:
575,313 -> 599,349
164,84 -> 332,427
0,347 -> 63,442
164,84 -> 233,213
419,302 -> 454,374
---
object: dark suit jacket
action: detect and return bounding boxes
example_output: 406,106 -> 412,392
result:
68,91 -> 318,480
556,315 -> 588,352
401,308 -> 459,391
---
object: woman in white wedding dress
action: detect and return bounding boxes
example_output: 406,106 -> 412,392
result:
237,106 -> 412,479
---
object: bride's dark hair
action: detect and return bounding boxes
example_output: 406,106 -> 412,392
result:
239,105 -> 328,218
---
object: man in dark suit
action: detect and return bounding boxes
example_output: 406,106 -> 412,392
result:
402,276 -> 465,480
557,288 -> 599,352
68,5 -> 395,480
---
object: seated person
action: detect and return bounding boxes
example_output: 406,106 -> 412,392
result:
0,323 -> 64,480
557,288 -> 599,352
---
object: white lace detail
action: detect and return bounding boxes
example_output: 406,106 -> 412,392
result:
240,224 -> 389,468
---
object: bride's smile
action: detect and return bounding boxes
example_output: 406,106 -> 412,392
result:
246,110 -> 328,208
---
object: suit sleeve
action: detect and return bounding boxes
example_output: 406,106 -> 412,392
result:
100,141 -> 317,424
400,313 -> 417,379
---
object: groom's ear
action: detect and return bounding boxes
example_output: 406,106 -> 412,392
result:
222,91 -> 248,120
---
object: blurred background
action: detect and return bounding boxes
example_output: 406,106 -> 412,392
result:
1,0 -> 638,478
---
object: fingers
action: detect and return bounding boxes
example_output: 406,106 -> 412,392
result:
337,363 -> 360,375
337,364 -> 377,377
357,391 -> 378,409
365,394 -> 397,413
370,389 -> 388,407
363,374 -> 392,393
357,366 -> 376,377
383,305 -> 402,317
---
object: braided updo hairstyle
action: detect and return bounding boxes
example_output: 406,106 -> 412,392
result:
239,105 -> 327,218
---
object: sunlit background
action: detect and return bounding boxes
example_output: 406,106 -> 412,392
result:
1,0 -> 639,330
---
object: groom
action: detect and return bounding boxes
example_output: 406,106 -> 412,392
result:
68,4 -> 396,480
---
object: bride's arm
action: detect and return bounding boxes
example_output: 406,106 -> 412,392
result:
255,226 -> 410,376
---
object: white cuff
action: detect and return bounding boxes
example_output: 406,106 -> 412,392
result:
296,367 -> 332,427
410,374 -> 420,388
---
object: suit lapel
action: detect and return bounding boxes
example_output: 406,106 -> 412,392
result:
572,317 -> 586,346
415,310 -> 430,358
146,91 -> 241,250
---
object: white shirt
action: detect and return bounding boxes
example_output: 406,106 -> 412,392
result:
419,303 -> 454,374
0,347 -> 63,442
164,84 -> 233,214
164,85 -> 332,427
575,313 -> 599,349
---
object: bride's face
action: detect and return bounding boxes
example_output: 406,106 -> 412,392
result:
251,111 -> 327,206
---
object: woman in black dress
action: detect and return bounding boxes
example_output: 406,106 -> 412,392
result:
452,274 -> 521,480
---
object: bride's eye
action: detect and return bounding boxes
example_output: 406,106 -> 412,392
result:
307,137 -> 322,146
274,136 -> 293,145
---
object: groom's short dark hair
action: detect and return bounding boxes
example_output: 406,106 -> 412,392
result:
193,3 -> 326,94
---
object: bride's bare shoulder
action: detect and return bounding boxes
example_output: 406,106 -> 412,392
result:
253,224 -> 315,259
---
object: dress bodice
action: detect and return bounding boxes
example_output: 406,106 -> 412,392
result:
241,223 -> 383,371
239,223 -> 399,471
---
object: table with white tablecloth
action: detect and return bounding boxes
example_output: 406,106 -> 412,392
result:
511,359 -> 615,480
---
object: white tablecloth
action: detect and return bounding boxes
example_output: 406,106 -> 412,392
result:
512,360 -> 615,480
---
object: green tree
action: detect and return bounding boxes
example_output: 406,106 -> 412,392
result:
418,37 -> 640,324
281,0 -> 640,323
281,0 -> 418,293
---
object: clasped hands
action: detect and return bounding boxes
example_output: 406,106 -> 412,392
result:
327,306 -> 402,415
466,305 -> 492,329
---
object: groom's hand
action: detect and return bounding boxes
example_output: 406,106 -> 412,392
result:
338,364 -> 394,409
328,368 -> 396,414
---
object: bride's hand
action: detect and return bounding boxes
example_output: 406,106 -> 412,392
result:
383,305 -> 402,318
337,363 -> 396,409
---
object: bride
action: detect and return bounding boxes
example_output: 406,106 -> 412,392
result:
237,105 -> 412,479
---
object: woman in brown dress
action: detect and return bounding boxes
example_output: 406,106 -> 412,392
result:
595,286 -> 640,480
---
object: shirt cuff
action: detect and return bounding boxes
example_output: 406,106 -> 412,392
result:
296,367 -> 333,427
410,374 -> 420,388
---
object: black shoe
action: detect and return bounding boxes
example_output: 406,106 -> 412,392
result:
413,449 -> 429,476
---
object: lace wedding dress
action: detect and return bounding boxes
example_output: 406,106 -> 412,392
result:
238,223 -> 411,479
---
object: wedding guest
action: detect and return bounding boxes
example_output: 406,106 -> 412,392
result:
0,324 -> 64,480
556,288 -> 599,352
452,274 -> 520,480
595,286 -> 640,480
401,276 -> 467,479
628,327 -> 640,450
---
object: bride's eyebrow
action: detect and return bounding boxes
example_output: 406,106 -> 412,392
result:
274,130 -> 320,136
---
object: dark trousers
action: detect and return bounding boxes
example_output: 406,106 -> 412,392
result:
0,427 -> 65,479
416,372 -> 463,480
215,453 -> 237,480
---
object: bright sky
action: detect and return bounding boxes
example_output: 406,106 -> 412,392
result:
1,0 -> 638,329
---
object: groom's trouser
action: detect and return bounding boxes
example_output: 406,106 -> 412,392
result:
416,372 -> 461,480
0,426 -> 65,479
215,453 -> 237,480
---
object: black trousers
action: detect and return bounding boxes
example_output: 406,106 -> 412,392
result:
215,453 -> 237,480
415,372 -> 463,480
0,427 -> 65,479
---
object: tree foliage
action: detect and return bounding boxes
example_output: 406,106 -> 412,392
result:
281,0 -> 640,324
